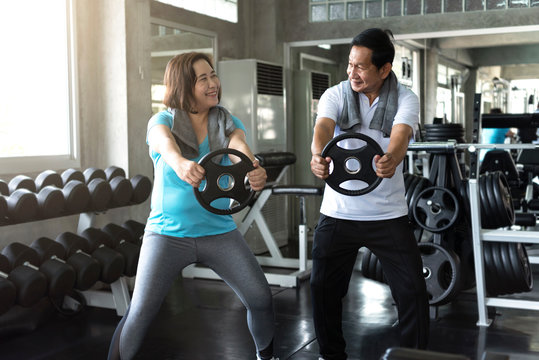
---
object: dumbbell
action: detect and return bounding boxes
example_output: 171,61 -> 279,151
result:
58,231 -> 124,284
0,179 -> 9,196
86,225 -> 140,277
0,253 -> 17,315
55,232 -> 109,288
35,169 -> 91,217
35,170 -> 63,191
0,195 -> 7,222
129,175 -> 152,204
80,167 -> 113,212
7,173 -> 65,220
61,168 -> 85,185
29,237 -> 77,299
1,244 -> 48,307
2,242 -> 75,300
105,165 -> 126,181
121,219 -> 146,246
103,166 -> 133,208
104,166 -> 151,205
0,189 -> 39,223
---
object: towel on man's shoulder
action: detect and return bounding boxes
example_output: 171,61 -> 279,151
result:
337,70 -> 399,137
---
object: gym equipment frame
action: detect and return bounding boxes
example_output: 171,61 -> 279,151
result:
408,139 -> 539,327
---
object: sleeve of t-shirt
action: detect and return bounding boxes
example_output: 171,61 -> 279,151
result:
393,86 -> 420,137
315,85 -> 342,123
231,114 -> 247,133
146,111 -> 173,145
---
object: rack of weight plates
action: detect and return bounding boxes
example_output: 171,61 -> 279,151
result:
361,94 -> 539,320
467,95 -> 539,327
0,166 -> 151,337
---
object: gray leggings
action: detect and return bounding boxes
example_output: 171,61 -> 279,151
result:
108,229 -> 274,360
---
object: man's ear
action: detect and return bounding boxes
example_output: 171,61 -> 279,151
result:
380,63 -> 392,79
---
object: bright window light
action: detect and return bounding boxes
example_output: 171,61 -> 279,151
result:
0,0 -> 77,174
156,0 -> 238,23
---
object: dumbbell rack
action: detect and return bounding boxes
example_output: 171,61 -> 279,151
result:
0,167 -> 151,319
63,212 -> 131,316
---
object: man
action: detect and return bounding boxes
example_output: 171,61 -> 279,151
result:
310,28 -> 429,360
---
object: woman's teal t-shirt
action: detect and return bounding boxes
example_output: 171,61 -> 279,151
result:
145,109 -> 246,238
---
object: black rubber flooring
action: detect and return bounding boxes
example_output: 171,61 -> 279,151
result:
2,259 -> 539,360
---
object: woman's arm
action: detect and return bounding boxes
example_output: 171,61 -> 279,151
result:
147,124 -> 205,187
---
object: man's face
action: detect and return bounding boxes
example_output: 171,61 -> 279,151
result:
346,45 -> 389,96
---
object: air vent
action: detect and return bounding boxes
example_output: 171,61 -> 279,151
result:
311,72 -> 330,100
256,62 -> 283,96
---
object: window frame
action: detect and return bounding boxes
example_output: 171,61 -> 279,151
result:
0,0 -> 80,175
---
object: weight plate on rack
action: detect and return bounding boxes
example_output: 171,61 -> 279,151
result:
492,171 -> 515,227
508,242 -> 533,293
485,173 -> 504,228
412,186 -> 460,233
418,242 -> 462,306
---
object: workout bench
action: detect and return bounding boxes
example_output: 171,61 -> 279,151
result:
182,152 -> 323,287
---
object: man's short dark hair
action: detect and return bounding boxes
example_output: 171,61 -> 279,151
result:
351,28 -> 395,69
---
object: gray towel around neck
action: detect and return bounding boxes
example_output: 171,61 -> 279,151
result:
337,70 -> 399,137
170,105 -> 237,161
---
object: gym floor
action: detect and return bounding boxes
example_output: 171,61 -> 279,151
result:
2,256 -> 539,360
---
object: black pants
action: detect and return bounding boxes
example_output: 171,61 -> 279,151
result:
310,215 -> 429,360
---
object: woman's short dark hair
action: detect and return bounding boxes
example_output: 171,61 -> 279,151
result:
350,28 -> 395,69
162,52 -> 221,111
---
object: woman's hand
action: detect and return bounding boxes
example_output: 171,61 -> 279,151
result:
177,158 -> 205,187
247,159 -> 267,191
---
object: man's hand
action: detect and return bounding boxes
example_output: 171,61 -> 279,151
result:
311,154 -> 332,180
374,152 -> 397,178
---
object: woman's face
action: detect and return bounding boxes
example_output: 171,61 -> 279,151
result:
192,59 -> 220,112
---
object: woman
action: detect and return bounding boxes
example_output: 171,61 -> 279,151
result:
108,52 -> 277,360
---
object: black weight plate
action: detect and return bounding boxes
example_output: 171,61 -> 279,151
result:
482,242 -> 498,296
368,249 -> 380,282
194,148 -> 255,215
412,186 -> 459,233
478,176 -> 493,229
508,242 -> 533,293
404,173 -> 413,190
418,242 -> 461,305
485,173 -> 504,228
493,171 -> 515,226
498,242 -> 517,294
409,178 -> 429,221
459,179 -> 471,222
360,249 -> 372,278
490,242 -> 510,295
321,133 -> 383,196
406,175 -> 421,208
424,123 -> 464,129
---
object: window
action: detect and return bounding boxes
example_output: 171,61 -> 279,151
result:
156,0 -> 238,23
0,0 -> 78,174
